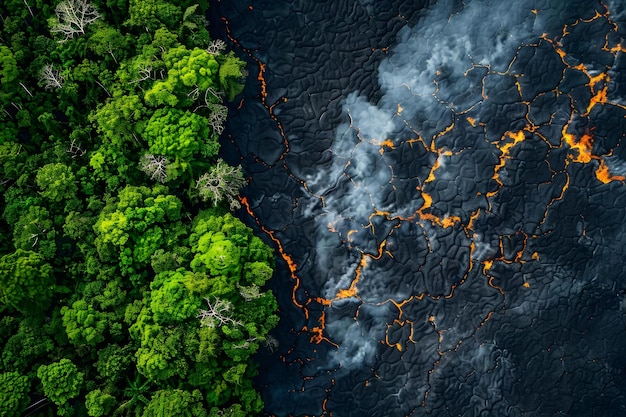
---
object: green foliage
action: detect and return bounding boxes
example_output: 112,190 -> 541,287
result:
0,0 -> 273,415
36,162 -> 78,204
150,270 -> 204,324
0,371 -> 30,417
90,93 -> 147,147
85,389 -> 117,417
193,237 -> 242,278
190,210 -> 274,280
95,344 -> 132,383
0,123 -> 19,147
144,46 -> 219,108
88,24 -> 129,62
13,205 -> 57,259
142,389 -> 208,417
134,323 -> 189,381
143,108 -> 212,179
126,0 -> 182,31
61,299 -> 108,347
0,45 -> 19,86
37,358 -> 84,415
0,250 -> 55,314
208,404 -> 246,417
2,317 -> 55,374
94,185 -> 184,282
217,52 -> 246,101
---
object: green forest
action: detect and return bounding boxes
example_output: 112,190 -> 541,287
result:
0,0 -> 279,416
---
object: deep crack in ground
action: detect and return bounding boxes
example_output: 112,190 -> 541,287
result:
211,0 -> 626,415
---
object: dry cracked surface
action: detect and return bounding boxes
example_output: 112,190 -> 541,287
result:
211,0 -> 626,415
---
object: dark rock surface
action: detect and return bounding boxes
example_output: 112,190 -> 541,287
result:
210,0 -> 626,415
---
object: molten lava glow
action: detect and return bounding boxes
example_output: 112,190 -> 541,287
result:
562,126 -> 594,163
596,160 -> 626,183
334,255 -> 368,300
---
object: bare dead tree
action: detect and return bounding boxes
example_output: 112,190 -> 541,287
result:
264,335 -> 279,352
23,0 -> 34,18
94,80 -> 111,97
27,221 -> 47,248
105,44 -> 118,64
139,154 -> 169,183
196,159 -> 246,210
187,87 -> 201,102
237,283 -> 261,301
196,298 -> 242,328
232,337 -> 259,350
66,139 -> 86,158
19,82 -> 33,97
39,64 -> 65,90
206,39 -> 226,55
208,104 -> 228,136
130,64 -> 154,84
50,0 -> 100,41
193,87 -> 223,113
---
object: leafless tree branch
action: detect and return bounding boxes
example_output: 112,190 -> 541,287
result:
196,159 -> 246,210
139,154 -> 169,183
206,39 -> 226,55
197,298 -> 242,328
39,64 -> 65,90
50,0 -> 99,41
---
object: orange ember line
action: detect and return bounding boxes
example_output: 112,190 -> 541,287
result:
310,326 -> 324,344
416,190 -> 461,228
425,150 -> 452,183
563,126 -> 593,163
586,85 -> 608,114
483,260 -> 493,271
379,138 -> 395,149
500,130 -> 526,154
311,310 -> 326,344
377,138 -> 396,155
487,130 -> 526,197
587,71 -> 607,89
378,139 -> 396,149
334,255 -> 368,300
434,121 -> 455,142
596,160 -> 625,183
257,62 -> 267,100
482,260 -> 505,296
610,43 -> 626,53
240,197 -> 305,313
314,297 -> 332,306
466,209 -> 481,232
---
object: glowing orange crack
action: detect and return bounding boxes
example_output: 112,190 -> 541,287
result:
334,253 -> 369,300
487,129 -> 527,198
596,159 -> 626,183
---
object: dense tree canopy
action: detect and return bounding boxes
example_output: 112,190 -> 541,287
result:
0,371 -> 30,417
0,0 -> 277,416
